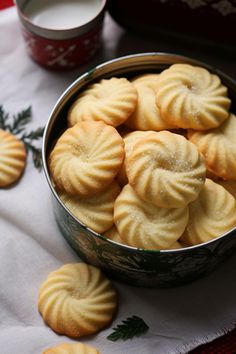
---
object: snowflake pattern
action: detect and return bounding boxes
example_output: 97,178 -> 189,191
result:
46,45 -> 77,68
22,25 -> 102,69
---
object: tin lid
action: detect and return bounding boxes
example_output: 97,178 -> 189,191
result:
14,0 -> 107,40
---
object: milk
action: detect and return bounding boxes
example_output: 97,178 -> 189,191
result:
24,0 -> 102,30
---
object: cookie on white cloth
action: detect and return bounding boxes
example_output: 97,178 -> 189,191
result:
42,342 -> 100,354
0,129 -> 26,187
38,263 -> 117,338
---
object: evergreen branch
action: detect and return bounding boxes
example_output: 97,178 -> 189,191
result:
10,106 -> 32,135
107,316 -> 149,342
21,126 -> 45,141
0,105 -> 10,130
20,127 -> 45,170
24,141 -> 43,171
0,105 -> 44,171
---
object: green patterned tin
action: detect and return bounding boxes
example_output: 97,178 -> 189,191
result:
42,53 -> 236,288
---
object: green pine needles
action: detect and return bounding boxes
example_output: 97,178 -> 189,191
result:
107,315 -> 149,342
0,105 -> 44,170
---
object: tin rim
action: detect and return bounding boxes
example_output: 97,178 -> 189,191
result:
14,0 -> 107,40
42,52 -> 236,254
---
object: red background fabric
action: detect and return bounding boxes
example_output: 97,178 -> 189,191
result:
190,327 -> 236,353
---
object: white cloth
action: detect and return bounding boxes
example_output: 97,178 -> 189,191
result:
1,7 -> 236,354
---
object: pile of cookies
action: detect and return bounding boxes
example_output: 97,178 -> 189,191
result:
48,63 -> 236,250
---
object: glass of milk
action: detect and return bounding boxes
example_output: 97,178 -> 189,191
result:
14,0 -> 107,70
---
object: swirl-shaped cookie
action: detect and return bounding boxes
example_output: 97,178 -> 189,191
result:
130,73 -> 160,88
67,77 -> 138,127
188,113 -> 236,180
38,263 -> 117,338
156,64 -> 231,130
104,225 -> 126,245
0,129 -> 26,187
125,74 -> 175,130
126,131 -> 206,208
114,184 -> 189,250
43,342 -> 100,354
217,180 -> 236,199
168,241 -> 183,250
49,121 -> 124,197
117,130 -> 154,186
58,181 -> 120,234
180,179 -> 236,246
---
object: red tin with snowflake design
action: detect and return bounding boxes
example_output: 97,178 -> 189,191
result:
14,0 -> 106,70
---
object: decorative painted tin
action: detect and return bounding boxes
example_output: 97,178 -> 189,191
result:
42,53 -> 236,288
14,0 -> 106,70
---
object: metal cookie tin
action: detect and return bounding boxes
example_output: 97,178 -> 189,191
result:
42,53 -> 236,287
14,0 -> 107,70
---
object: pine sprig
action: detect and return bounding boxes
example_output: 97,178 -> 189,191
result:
0,105 -> 9,130
21,127 -> 45,141
107,315 -> 149,342
10,106 -> 32,135
0,105 -> 44,170
24,141 -> 43,171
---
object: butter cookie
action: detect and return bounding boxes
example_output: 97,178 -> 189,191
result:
114,184 -> 189,250
156,64 -> 231,130
0,129 -> 26,187
49,121 -> 124,196
126,131 -> 206,208
217,180 -> 236,199
188,113 -> 236,180
67,77 -> 138,127
104,225 -> 126,245
125,74 -> 175,130
42,342 -> 100,354
181,179 -> 236,245
38,263 -> 117,338
58,181 -> 120,234
117,130 -> 153,186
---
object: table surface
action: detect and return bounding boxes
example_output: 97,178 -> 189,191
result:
1,1 -> 236,354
